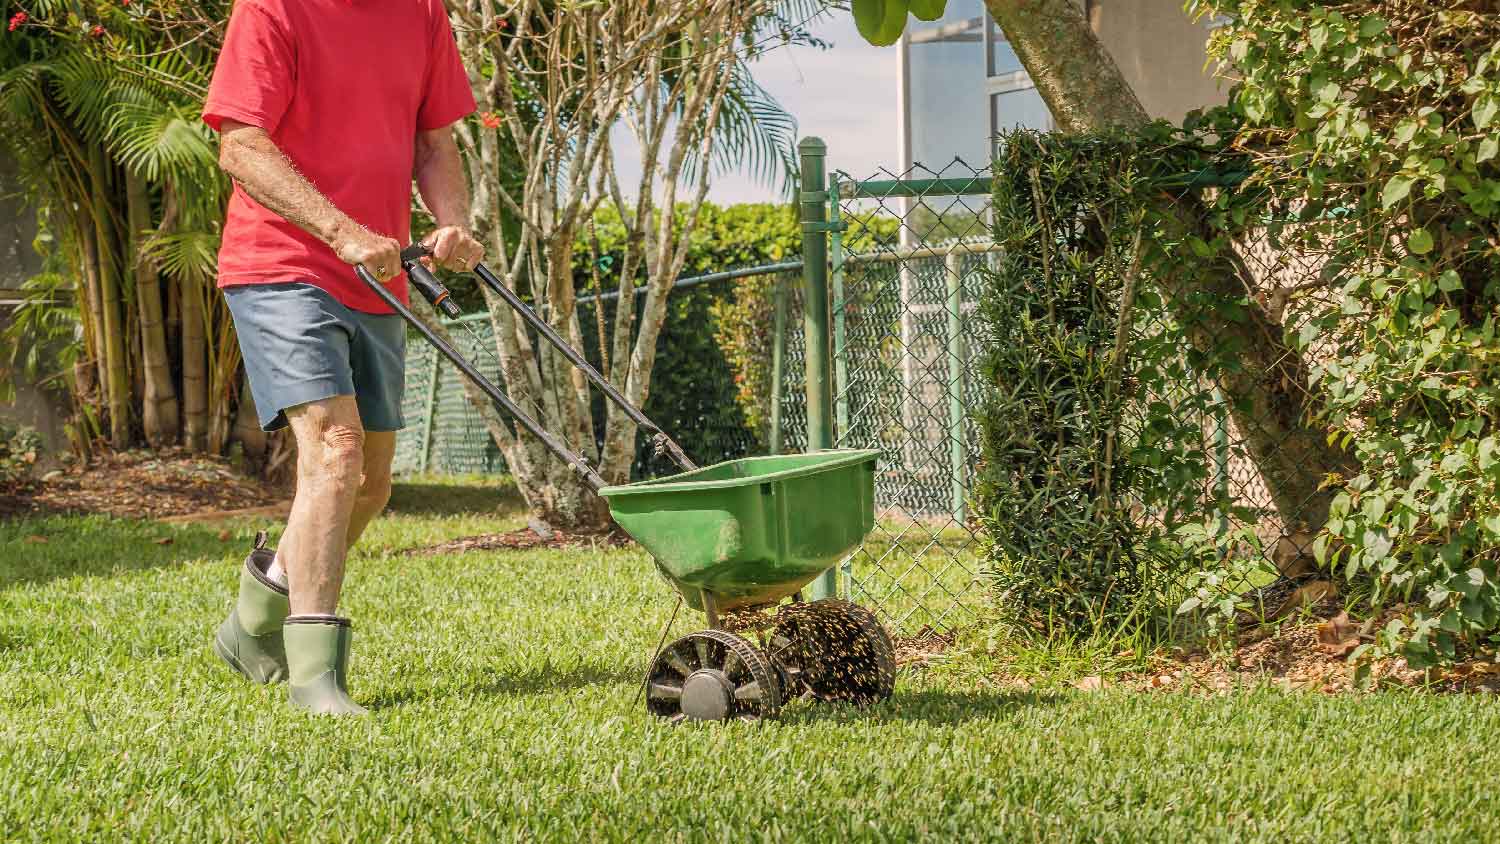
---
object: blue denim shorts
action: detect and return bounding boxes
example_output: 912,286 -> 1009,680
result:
224,283 -> 406,432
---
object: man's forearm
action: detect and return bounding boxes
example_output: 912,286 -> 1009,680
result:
219,124 -> 361,247
414,128 -> 471,229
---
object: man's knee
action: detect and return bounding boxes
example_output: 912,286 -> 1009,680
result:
357,467 -> 393,509
295,414 -> 366,494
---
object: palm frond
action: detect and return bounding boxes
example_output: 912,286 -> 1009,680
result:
107,101 -> 219,183
142,230 -> 220,285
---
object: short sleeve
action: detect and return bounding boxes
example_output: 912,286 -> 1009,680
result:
202,3 -> 296,133
416,7 -> 477,131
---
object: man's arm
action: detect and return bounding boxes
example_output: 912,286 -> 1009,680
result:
217,119 -> 402,281
414,126 -> 484,272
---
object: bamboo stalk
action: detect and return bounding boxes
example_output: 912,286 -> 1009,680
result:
127,171 -> 180,445
88,145 -> 131,448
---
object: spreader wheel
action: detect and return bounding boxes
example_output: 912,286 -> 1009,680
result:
645,630 -> 783,723
770,599 -> 896,705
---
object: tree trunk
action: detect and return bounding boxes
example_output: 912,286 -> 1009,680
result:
127,171 -> 180,446
87,146 -> 131,449
985,0 -> 1351,544
180,276 -> 208,452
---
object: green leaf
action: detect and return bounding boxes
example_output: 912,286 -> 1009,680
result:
1382,175 -> 1413,208
1478,136 -> 1499,164
1475,95 -> 1499,131
852,0 -> 909,47
908,0 -> 945,22
1408,227 -> 1434,254
1438,270 -> 1462,291
1358,15 -> 1386,38
1176,596 -> 1202,615
1309,24 -> 1328,54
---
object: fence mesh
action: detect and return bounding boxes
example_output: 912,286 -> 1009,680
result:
778,159 -> 996,634
393,272 -> 781,480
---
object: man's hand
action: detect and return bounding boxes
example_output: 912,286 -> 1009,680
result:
421,226 -> 485,273
332,223 -> 403,283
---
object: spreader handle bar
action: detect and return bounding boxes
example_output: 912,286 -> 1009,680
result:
355,264 -> 608,491
469,260 -> 698,473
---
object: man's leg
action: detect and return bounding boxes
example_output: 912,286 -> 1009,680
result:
278,396 -> 366,615
275,395 -> 369,716
346,430 -> 396,551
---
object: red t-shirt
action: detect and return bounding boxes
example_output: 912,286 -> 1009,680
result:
203,0 -> 475,313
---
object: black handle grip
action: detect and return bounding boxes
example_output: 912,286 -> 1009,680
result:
404,260 -> 461,319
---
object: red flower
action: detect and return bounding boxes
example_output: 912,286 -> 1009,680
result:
90,24 -> 106,37
121,0 -> 131,5
479,111 -> 501,129
7,11 -> 27,31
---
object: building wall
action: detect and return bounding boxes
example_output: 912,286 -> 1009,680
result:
0,154 -> 69,450
1094,0 -> 1228,122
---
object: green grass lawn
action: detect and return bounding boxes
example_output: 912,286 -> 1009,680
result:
2,476 -> 1498,842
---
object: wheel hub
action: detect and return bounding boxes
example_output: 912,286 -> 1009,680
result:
679,669 -> 735,721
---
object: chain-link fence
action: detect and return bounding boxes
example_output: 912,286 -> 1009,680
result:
775,157 -> 995,634
393,267 -> 797,479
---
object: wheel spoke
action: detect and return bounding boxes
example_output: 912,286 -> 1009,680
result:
669,713 -> 686,725
648,682 -> 683,701
695,638 -> 712,669
664,648 -> 692,677
722,649 -> 743,679
733,680 -> 764,702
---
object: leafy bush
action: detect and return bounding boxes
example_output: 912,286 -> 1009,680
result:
573,203 -> 802,472
1188,0 -> 1500,667
976,131 -> 1248,632
0,422 -> 43,487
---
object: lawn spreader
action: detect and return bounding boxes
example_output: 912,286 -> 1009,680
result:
356,247 -> 896,723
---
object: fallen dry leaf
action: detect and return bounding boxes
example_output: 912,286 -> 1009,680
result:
24,535 -> 48,544
1316,610 -> 1361,657
153,537 -> 174,546
1149,674 -> 1174,689
1073,675 -> 1106,692
217,529 -> 232,542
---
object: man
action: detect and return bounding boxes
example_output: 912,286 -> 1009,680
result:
203,0 -> 483,716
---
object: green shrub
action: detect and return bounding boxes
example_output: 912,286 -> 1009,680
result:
0,422 -> 43,487
1189,0 -> 1500,667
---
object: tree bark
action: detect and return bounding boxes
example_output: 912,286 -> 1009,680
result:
126,171 -> 180,446
180,276 -> 208,452
87,146 -> 131,449
984,0 -> 1351,542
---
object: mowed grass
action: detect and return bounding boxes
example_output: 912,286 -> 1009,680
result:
2,476 -> 1499,842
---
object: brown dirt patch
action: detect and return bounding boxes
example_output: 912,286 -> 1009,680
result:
895,627 -> 955,669
0,450 -> 287,521
405,524 -> 631,557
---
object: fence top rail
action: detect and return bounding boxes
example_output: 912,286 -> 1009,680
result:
437,260 -> 806,324
837,176 -> 992,200
845,239 -> 1001,265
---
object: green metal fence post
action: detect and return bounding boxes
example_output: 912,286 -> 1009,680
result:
799,136 -> 837,600
769,273 -> 786,456
944,249 -> 968,525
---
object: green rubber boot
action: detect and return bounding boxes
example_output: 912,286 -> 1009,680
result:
284,615 -> 368,716
213,533 -> 290,684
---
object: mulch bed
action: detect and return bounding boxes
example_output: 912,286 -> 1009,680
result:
405,524 -> 632,556
0,449 -> 288,521
1114,597 -> 1500,695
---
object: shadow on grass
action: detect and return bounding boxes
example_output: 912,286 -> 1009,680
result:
0,515 -> 252,591
779,688 -> 1065,726
368,660 -> 642,709
386,477 -> 525,519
